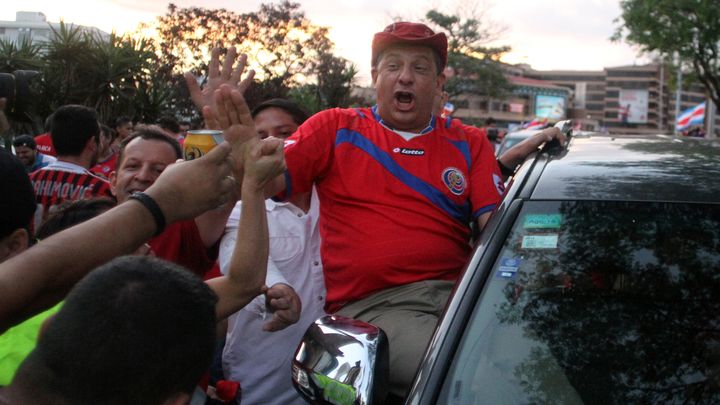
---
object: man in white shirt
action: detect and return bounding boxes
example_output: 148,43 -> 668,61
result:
218,99 -> 326,405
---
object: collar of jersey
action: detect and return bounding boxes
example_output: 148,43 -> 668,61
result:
371,105 -> 436,135
44,160 -> 90,174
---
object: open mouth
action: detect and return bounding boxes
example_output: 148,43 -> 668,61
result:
394,91 -> 415,111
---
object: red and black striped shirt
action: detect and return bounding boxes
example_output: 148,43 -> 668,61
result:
29,161 -> 114,228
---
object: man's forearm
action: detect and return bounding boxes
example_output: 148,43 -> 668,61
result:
210,182 -> 268,320
0,201 -> 157,332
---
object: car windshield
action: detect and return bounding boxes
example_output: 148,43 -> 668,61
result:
439,200 -> 720,404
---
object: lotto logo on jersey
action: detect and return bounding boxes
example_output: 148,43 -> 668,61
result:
442,167 -> 466,195
392,147 -> 425,156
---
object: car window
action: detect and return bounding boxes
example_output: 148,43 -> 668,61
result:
438,201 -> 720,404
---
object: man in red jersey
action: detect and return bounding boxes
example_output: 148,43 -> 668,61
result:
90,125 -> 118,179
29,105 -> 113,230
110,125 -> 227,277
201,24 -> 565,399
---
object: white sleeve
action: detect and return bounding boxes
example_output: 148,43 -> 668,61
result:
218,201 -> 289,289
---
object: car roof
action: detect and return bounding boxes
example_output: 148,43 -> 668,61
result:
529,135 -> 720,203
504,129 -> 540,139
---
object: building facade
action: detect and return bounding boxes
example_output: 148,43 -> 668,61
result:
0,11 -> 107,45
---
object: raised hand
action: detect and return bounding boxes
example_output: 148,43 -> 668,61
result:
262,283 -> 302,332
242,137 -> 286,193
144,142 -> 236,223
184,47 -> 255,121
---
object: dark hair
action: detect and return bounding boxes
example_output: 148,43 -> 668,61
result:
251,99 -> 309,126
113,116 -> 132,129
35,198 -> 116,240
100,124 -> 117,143
24,256 -> 218,404
50,105 -> 100,156
12,134 -> 36,150
485,117 -> 496,126
158,116 -> 180,134
116,125 -> 182,170
0,149 -> 35,238
43,114 -> 54,132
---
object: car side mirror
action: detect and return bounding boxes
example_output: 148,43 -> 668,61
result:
292,315 -> 389,405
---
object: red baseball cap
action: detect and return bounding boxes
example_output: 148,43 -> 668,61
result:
372,22 -> 448,70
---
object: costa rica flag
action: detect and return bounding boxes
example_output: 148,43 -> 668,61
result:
676,102 -> 705,131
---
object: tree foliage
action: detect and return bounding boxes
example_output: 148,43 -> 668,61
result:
423,8 -> 511,99
147,1 -> 357,111
0,22 -> 170,132
613,0 -> 720,108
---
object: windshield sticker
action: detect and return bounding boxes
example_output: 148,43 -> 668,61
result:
523,214 -> 563,229
496,257 -> 522,279
521,234 -> 559,249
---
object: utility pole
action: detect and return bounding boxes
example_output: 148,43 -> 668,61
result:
674,53 -> 682,134
707,99 -> 716,138
658,63 -> 664,133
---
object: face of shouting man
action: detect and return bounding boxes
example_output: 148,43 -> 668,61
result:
372,45 -> 445,134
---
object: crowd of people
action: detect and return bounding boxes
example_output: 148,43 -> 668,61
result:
0,21 -> 563,404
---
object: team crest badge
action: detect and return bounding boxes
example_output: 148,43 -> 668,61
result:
442,167 -> 466,195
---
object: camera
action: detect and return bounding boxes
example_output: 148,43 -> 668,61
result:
0,70 -> 40,122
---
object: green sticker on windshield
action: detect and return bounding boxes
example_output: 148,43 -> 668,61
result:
523,214 -> 562,229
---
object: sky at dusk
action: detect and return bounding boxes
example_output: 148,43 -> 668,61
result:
2,0 -> 650,85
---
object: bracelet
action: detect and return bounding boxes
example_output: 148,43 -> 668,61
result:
497,159 -> 517,177
128,192 -> 166,237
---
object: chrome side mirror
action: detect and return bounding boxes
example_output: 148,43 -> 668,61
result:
292,315 -> 389,405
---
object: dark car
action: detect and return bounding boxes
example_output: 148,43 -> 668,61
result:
294,134 -> 720,405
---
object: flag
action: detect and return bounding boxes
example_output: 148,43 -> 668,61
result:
441,102 -> 455,118
523,117 -> 548,129
676,102 -> 705,131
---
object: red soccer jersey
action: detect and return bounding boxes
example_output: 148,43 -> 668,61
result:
148,220 -> 217,277
29,162 -> 114,228
90,153 -> 118,179
34,133 -> 56,156
282,107 -> 503,311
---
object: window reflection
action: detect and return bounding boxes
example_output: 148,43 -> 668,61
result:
440,201 -> 720,404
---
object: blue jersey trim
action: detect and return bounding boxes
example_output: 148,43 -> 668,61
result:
444,117 -> 452,128
336,129 -> 471,223
283,170 -> 293,199
473,204 -> 496,218
353,108 -> 366,118
446,139 -> 471,171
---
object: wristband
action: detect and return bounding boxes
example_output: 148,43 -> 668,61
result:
129,192 -> 166,237
497,159 -> 517,177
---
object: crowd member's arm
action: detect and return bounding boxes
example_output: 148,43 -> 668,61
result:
195,203 -> 235,248
208,137 -> 287,321
185,46 -> 255,126
262,282 -> 301,332
0,144 -> 236,332
204,85 -> 288,199
218,217 -> 301,331
497,127 -> 566,178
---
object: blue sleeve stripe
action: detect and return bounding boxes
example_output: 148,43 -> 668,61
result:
445,117 -> 452,128
354,108 -> 366,118
446,139 -> 471,171
473,204 -> 496,218
336,129 -> 471,223
283,170 -> 293,199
